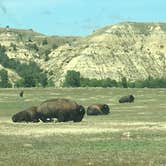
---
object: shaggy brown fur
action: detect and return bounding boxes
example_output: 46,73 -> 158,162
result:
87,104 -> 110,115
12,106 -> 39,122
119,95 -> 135,103
37,98 -> 85,122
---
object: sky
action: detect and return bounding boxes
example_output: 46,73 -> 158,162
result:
0,0 -> 165,36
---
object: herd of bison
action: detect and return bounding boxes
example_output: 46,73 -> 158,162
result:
12,93 -> 135,123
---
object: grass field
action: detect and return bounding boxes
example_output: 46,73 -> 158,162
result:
0,88 -> 166,166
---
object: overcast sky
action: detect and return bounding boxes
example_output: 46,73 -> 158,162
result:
0,0 -> 165,36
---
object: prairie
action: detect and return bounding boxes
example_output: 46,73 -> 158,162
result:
0,88 -> 166,166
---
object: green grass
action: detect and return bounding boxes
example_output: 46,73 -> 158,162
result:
0,88 -> 166,166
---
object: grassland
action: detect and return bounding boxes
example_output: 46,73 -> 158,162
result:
0,88 -> 166,166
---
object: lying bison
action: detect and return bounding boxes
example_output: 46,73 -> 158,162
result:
119,95 -> 135,103
37,98 -> 85,122
87,104 -> 110,115
12,106 -> 39,122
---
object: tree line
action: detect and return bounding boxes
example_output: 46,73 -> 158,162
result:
63,70 -> 166,88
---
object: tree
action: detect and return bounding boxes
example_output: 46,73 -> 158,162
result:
101,78 -> 117,87
44,49 -> 51,61
0,69 -> 11,88
42,38 -> 48,45
52,44 -> 58,49
15,79 -> 25,87
39,73 -> 48,87
10,43 -> 17,51
26,43 -> 39,51
63,70 -> 80,87
121,77 -> 128,88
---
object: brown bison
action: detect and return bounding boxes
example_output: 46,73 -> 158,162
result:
87,104 -> 110,115
12,106 -> 40,122
119,95 -> 135,103
37,98 -> 85,122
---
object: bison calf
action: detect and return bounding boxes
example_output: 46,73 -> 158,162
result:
12,106 -> 39,123
87,104 -> 110,115
119,95 -> 135,103
37,98 -> 85,122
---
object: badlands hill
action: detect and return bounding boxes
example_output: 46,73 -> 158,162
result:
0,22 -> 166,87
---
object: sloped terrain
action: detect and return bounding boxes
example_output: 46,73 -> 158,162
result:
0,22 -> 166,86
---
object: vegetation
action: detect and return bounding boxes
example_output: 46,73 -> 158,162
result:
0,69 -> 11,88
0,88 -> 166,166
25,43 -> 39,52
10,43 -> 17,51
63,70 -> 81,87
63,70 -> 166,88
44,49 -> 51,61
42,38 -> 48,45
0,44 -> 48,87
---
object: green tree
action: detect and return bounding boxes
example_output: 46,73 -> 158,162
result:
80,77 -> 90,87
39,73 -> 48,87
52,44 -> 58,49
42,38 -> 48,45
0,69 -> 10,88
44,49 -> 51,61
63,70 -> 80,87
10,43 -> 17,51
101,78 -> 117,87
26,43 -> 39,52
121,77 -> 128,88
15,79 -> 25,87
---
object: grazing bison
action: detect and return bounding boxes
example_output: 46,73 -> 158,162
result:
119,95 -> 135,103
37,98 -> 85,122
87,104 -> 110,115
12,106 -> 40,122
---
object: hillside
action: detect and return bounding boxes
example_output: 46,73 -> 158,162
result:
43,22 -> 166,86
0,22 -> 166,87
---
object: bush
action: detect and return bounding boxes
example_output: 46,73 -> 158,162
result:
0,69 -> 11,88
63,70 -> 166,88
42,39 -> 48,45
63,70 -> 80,87
26,43 -> 39,52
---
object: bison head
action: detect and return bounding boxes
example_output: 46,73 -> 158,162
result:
12,113 -> 25,122
73,105 -> 85,122
129,95 -> 135,102
12,114 -> 17,122
78,105 -> 85,115
101,104 -> 110,114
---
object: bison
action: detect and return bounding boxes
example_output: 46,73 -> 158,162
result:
119,95 -> 135,103
87,104 -> 110,115
37,98 -> 85,122
12,106 -> 40,122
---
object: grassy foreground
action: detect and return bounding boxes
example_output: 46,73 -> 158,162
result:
0,88 -> 166,166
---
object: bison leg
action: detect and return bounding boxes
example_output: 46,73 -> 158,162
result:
73,119 -> 81,122
32,119 -> 40,123
57,112 -> 65,122
73,117 -> 82,122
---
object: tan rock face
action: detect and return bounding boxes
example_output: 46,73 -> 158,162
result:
43,22 -> 166,86
1,22 -> 166,87
0,64 -> 21,86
